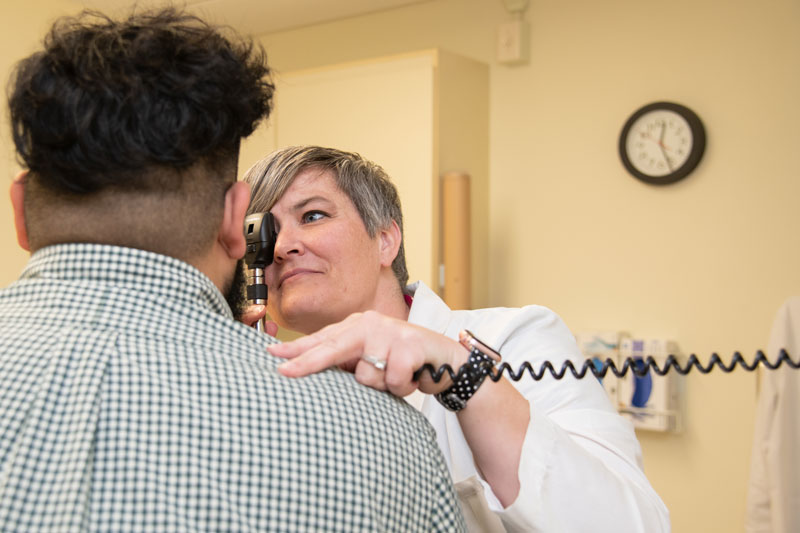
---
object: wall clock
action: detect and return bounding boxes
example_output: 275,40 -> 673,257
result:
619,101 -> 706,185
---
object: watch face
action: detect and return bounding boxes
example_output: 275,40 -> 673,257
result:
619,102 -> 705,185
459,330 -> 502,361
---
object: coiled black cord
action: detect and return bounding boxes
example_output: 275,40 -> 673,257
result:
413,349 -> 800,382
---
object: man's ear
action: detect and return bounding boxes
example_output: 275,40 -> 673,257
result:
9,170 -> 30,251
378,220 -> 402,267
218,180 -> 250,260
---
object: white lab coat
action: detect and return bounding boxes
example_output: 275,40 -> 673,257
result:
405,281 -> 670,533
746,297 -> 800,533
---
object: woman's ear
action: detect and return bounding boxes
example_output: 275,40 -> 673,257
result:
9,171 -> 30,251
378,220 -> 402,267
218,180 -> 251,259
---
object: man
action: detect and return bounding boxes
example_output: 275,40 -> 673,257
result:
0,10 -> 465,532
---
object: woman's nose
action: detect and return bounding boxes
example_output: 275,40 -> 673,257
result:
272,223 -> 303,263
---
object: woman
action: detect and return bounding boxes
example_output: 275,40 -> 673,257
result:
242,146 -> 669,532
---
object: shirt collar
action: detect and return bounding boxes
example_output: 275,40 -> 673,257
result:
21,243 -> 232,318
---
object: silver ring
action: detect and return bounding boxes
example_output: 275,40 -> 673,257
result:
361,355 -> 387,371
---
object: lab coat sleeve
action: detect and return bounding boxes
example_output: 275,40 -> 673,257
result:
745,297 -> 800,533
745,371 -> 777,533
462,305 -> 670,533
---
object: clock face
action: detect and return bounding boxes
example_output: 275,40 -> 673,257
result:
625,110 -> 692,177
619,102 -> 705,185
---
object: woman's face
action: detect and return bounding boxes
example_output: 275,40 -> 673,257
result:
263,168 -> 383,334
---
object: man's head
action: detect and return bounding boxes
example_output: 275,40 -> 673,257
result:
7,8 -> 273,266
243,146 -> 409,333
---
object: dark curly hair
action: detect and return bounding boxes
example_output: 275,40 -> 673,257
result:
8,8 -> 274,193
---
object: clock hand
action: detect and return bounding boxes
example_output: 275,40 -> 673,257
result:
656,122 -> 673,153
659,144 -> 673,171
645,124 -> 673,170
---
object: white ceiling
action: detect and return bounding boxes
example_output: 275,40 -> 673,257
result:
78,0 -> 432,36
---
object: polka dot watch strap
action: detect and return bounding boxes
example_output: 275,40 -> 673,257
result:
434,331 -> 499,412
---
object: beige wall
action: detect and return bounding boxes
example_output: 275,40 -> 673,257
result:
2,1 -> 798,532
1,0 -> 80,283
256,1 -> 800,532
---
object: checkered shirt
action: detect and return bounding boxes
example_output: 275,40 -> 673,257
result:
0,244 -> 465,533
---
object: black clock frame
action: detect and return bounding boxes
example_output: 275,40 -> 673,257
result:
618,101 -> 706,185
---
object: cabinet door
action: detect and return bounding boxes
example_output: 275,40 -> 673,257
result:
240,52 -> 439,290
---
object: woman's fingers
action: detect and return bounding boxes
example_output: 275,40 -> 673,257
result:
237,305 -> 279,336
264,320 -> 278,336
353,356 -> 388,391
239,305 -> 266,327
275,329 -> 363,376
271,311 -> 464,397
267,325 -> 337,360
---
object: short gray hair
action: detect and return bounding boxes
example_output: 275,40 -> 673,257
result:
243,146 -> 409,289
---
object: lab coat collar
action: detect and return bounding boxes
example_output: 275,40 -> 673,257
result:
406,280 -> 452,335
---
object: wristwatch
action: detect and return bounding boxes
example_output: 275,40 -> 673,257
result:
435,330 -> 502,412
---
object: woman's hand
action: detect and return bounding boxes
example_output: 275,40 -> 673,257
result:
239,304 -> 279,337
269,310 -> 467,397
272,309 -> 529,506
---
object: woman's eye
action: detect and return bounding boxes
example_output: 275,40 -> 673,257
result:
302,211 -> 326,223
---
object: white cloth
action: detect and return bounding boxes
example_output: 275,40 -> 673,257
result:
406,281 -> 670,533
746,297 -> 800,533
